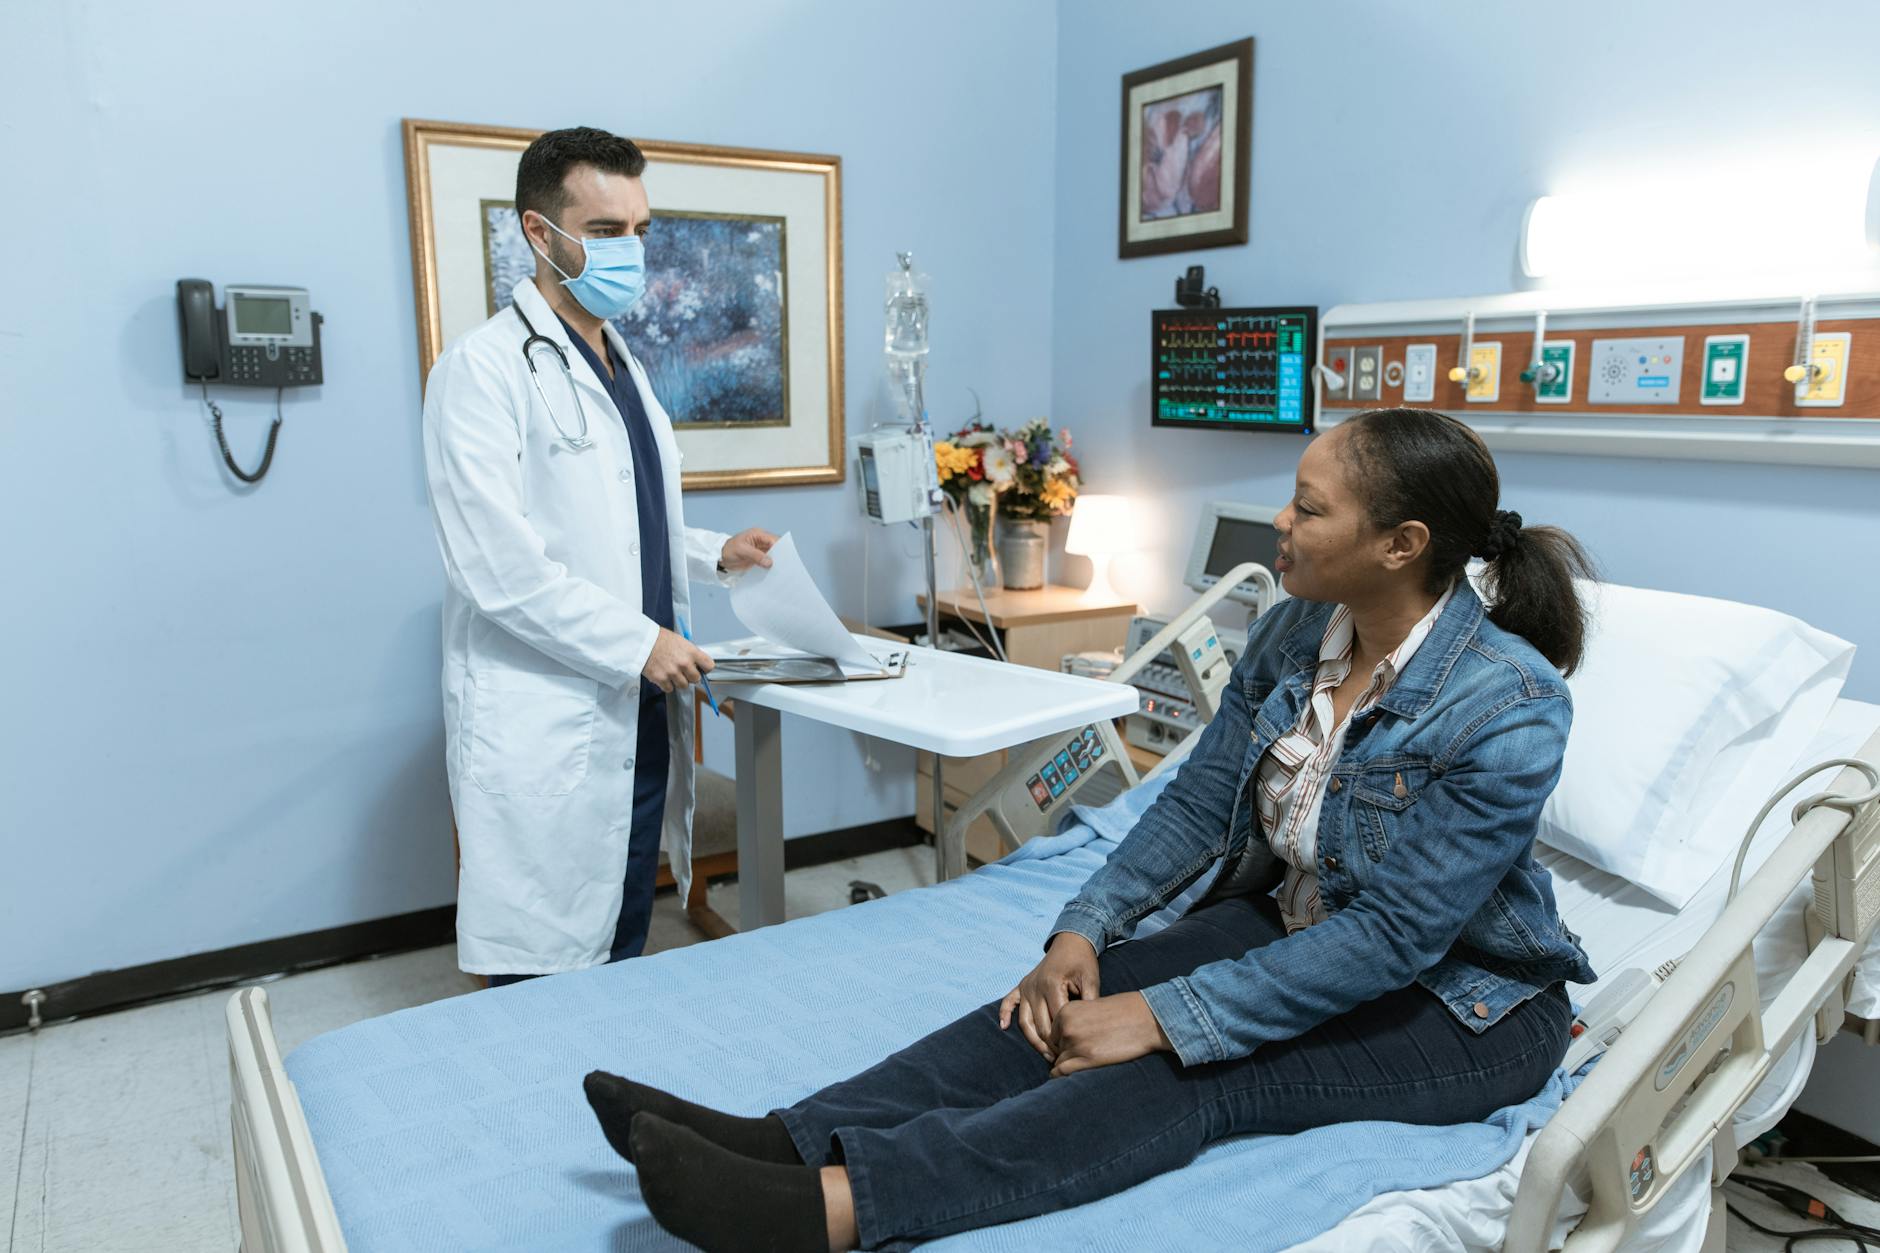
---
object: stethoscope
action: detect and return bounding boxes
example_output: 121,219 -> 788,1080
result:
513,304 -> 594,451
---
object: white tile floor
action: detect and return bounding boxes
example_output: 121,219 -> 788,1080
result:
1,846 -> 931,1253
5,841 -> 1870,1252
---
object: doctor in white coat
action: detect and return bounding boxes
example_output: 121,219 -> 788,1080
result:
422,127 -> 777,982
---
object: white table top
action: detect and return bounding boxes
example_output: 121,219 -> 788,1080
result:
704,634 -> 1139,757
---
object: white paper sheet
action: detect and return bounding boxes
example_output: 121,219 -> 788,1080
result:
727,533 -> 879,671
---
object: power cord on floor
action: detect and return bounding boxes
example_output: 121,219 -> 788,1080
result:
1728,1171 -> 1880,1251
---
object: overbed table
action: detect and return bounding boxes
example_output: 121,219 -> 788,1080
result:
706,632 -> 1140,930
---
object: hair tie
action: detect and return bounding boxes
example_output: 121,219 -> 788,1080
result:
1477,510 -> 1523,561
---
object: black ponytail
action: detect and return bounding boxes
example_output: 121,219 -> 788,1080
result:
1338,408 -> 1597,676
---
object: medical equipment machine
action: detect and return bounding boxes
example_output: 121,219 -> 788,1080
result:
945,562 -> 1260,856
1184,500 -> 1284,610
177,279 -> 324,485
1123,613 -> 1242,756
510,303 -> 595,452
851,428 -> 938,525
1152,305 -> 1317,434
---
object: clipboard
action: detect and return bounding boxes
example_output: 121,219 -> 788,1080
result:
705,645 -> 910,684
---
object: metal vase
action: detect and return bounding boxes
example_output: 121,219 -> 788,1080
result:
998,518 -> 1048,590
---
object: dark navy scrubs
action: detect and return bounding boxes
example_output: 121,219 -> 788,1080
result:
561,316 -> 673,963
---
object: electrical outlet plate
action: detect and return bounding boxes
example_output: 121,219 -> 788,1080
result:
1466,341 -> 1501,402
1700,334 -> 1749,406
1403,343 -> 1437,403
1589,337 -> 1685,405
1352,346 -> 1383,401
1797,332 -> 1851,407
1535,340 -> 1574,404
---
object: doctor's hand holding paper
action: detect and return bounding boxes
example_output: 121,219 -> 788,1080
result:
642,529 -> 778,693
420,125 -> 776,984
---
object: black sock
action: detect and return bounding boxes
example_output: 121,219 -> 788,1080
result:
632,1112 -> 829,1253
583,1070 -> 802,1165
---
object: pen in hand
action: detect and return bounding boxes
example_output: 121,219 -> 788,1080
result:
677,617 -> 722,717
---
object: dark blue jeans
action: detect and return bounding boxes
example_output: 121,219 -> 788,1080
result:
774,895 -> 1571,1250
488,690 -> 669,987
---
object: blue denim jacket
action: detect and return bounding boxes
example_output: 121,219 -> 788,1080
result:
1051,582 -> 1597,1066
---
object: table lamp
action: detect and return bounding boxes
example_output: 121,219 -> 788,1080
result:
1064,494 -> 1136,602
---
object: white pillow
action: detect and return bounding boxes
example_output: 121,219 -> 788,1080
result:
1535,580 -> 1853,908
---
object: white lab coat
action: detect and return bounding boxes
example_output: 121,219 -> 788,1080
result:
421,278 -> 731,976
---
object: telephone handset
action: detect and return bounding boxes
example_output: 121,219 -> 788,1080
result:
178,279 -> 222,380
175,278 -> 324,485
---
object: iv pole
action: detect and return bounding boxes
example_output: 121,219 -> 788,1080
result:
885,253 -> 957,882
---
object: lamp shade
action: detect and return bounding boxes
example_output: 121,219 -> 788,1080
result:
1064,494 -> 1136,557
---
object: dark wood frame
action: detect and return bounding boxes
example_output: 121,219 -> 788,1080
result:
1118,37 -> 1254,259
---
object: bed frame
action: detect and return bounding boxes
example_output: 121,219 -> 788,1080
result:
225,570 -> 1880,1253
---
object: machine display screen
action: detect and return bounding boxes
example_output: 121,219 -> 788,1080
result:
232,294 -> 292,335
1205,516 -> 1280,577
1151,306 -> 1317,434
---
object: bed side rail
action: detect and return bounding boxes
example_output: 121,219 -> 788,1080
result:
945,563 -> 1271,858
1508,734 -> 1880,1253
227,986 -> 347,1253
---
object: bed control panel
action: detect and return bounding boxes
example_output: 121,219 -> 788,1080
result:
948,718 -> 1140,858
1026,725 -> 1108,813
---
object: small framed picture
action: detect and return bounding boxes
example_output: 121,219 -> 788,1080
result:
1118,37 -> 1253,259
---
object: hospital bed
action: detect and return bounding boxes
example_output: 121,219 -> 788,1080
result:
226,566 -> 1880,1252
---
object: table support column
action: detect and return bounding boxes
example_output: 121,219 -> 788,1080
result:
734,702 -> 787,930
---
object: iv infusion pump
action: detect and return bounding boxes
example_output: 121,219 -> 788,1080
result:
852,428 -> 938,524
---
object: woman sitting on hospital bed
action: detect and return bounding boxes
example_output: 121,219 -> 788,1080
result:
584,407 -> 1603,1253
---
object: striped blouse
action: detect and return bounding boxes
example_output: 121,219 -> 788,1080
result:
1255,582 -> 1454,933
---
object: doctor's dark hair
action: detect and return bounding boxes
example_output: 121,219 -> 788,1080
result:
1336,407 -> 1596,676
515,127 -> 648,226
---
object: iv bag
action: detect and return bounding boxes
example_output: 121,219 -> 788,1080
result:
884,252 -> 930,362
885,252 -> 930,420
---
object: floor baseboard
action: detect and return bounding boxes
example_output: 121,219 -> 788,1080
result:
2,816 -> 927,1035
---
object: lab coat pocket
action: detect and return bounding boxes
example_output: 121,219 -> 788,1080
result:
466,672 -> 598,797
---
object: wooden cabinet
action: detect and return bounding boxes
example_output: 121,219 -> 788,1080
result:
911,585 -> 1136,863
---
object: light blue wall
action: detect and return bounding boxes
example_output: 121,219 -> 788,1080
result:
0,0 -> 1058,988
1051,0 -> 1880,700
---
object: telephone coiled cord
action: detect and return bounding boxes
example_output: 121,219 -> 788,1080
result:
202,382 -> 283,485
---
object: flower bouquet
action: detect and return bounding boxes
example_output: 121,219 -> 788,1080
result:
993,419 -> 1079,588
932,421 -> 1011,585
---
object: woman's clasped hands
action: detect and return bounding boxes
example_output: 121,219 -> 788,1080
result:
998,933 -> 1172,1077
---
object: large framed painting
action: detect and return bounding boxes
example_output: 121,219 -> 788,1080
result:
402,118 -> 844,490
1118,38 -> 1253,259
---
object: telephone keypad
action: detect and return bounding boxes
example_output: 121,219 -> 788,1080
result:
224,343 -> 321,387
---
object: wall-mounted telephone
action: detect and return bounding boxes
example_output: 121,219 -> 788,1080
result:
177,279 -> 323,387
176,279 -> 324,485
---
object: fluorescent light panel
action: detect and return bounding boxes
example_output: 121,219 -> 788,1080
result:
1521,155 -> 1880,281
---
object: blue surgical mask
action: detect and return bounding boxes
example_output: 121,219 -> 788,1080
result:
532,215 -> 647,319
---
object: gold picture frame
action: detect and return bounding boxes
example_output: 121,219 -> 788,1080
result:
402,118 -> 845,491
